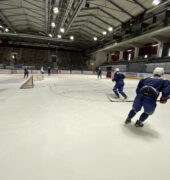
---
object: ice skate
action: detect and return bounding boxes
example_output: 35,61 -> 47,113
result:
125,117 -> 131,124
124,96 -> 128,100
122,96 -> 128,101
135,120 -> 144,127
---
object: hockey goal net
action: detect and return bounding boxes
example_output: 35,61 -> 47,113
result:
20,75 -> 34,89
32,71 -> 44,81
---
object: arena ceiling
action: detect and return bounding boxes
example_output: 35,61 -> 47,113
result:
0,0 -> 169,50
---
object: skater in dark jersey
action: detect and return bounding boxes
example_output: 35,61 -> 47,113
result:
97,67 -> 102,79
125,67 -> 169,127
112,68 -> 127,99
24,67 -> 29,78
48,67 -> 51,76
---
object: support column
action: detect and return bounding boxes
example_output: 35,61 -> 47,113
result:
7,48 -> 13,65
108,53 -> 112,62
157,41 -> 163,57
119,51 -> 123,60
95,52 -> 107,66
134,47 -> 139,59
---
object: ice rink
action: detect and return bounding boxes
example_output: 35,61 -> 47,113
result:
0,74 -> 170,180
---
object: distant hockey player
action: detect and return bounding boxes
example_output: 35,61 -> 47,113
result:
48,67 -> 51,76
125,67 -> 169,127
112,68 -> 127,99
24,67 -> 29,78
97,67 -> 102,79
41,66 -> 44,74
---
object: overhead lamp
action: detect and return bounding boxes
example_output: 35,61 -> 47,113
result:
60,28 -> 65,33
152,44 -> 158,47
152,0 -> 161,6
0,25 -> 3,28
144,55 -> 148,58
57,34 -> 62,39
70,36 -> 74,40
5,28 -> 9,32
108,27 -> 113,32
102,31 -> 107,35
53,7 -> 59,14
93,37 -> 97,41
49,33 -> 52,37
12,55 -> 15,60
51,22 -> 55,27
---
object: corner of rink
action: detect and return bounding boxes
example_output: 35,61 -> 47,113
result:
20,75 -> 34,89
20,73 -> 44,89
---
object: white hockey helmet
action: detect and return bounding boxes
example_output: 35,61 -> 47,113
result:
153,67 -> 164,76
114,68 -> 120,72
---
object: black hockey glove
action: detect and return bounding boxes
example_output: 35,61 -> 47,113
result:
160,97 -> 167,104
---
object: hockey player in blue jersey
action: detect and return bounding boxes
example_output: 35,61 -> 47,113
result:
125,67 -> 169,127
162,81 -> 170,102
24,67 -> 29,78
97,67 -> 102,79
112,68 -> 127,99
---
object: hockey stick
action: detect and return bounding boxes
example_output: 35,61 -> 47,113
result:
108,99 -> 134,102
106,95 -> 164,103
107,98 -> 134,102
106,95 -> 133,102
108,99 -> 161,103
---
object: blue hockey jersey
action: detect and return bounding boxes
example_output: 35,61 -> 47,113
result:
98,69 -> 102,75
162,82 -> 170,100
136,76 -> 169,99
112,72 -> 125,82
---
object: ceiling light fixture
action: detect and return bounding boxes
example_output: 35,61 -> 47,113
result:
57,34 -> 62,39
144,54 -> 148,58
49,33 -> 52,37
60,28 -> 65,33
152,0 -> 161,6
102,31 -> 107,35
108,27 -> 113,32
152,44 -> 158,47
53,7 -> 59,14
93,37 -> 97,41
51,22 -> 55,27
70,36 -> 74,40
5,28 -> 9,32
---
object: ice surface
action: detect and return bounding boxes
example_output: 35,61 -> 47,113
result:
0,74 -> 170,180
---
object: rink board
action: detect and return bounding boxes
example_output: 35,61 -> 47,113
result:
0,69 -> 170,80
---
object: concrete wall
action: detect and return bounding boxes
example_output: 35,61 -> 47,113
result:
95,52 -> 107,67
